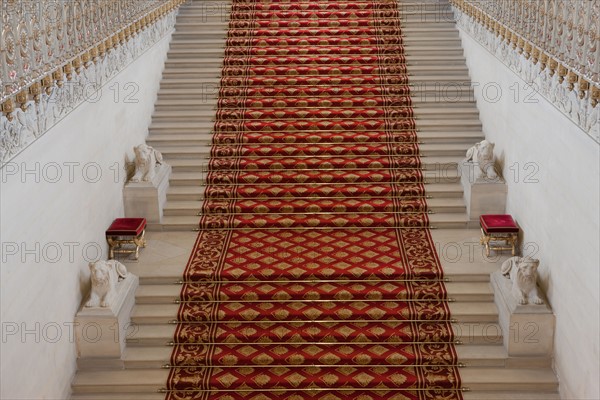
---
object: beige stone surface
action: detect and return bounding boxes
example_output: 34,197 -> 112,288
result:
124,163 -> 172,224
75,274 -> 139,360
492,270 -> 555,357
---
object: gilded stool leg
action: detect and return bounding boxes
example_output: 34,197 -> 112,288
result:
132,230 -> 148,260
510,234 -> 517,256
480,231 -> 491,257
107,236 -> 115,259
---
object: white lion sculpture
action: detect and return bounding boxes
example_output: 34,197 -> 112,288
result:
500,256 -> 544,305
465,139 -> 498,180
85,260 -> 128,308
131,144 -> 163,182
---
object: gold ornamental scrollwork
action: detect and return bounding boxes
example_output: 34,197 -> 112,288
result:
0,0 -> 182,164
450,0 -> 600,109
0,0 -> 184,119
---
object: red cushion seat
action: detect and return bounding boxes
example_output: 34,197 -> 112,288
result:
106,218 -> 147,236
480,214 -> 519,233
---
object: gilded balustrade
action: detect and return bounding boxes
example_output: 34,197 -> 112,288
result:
0,0 -> 185,118
451,0 -> 600,107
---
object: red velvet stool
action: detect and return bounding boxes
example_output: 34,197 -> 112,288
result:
479,214 -> 519,257
106,218 -> 147,260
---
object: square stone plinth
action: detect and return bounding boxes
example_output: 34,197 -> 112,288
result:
124,163 -> 171,225
75,274 -> 139,362
491,271 -> 555,357
460,161 -> 507,227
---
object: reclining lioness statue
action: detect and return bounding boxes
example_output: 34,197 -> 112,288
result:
130,143 -> 163,182
465,139 -> 498,180
85,260 -> 128,308
500,256 -> 544,305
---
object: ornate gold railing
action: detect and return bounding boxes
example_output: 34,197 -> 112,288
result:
451,0 -> 600,106
0,0 -> 185,118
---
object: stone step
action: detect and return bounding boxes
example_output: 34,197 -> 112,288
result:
148,109 -> 479,126
156,81 -> 472,93
453,322 -> 503,346
158,75 -> 474,86
119,344 -> 506,370
159,166 -> 460,184
166,179 -> 466,201
164,198 -> 466,216
150,103 -> 478,117
417,130 -> 484,142
171,24 -> 459,35
71,370 -> 169,394
175,17 -> 229,25
135,280 -> 491,304
162,205 -> 464,218
148,120 -> 483,134
155,143 -> 469,160
151,104 -> 480,117
162,160 -> 466,178
146,130 -> 484,147
172,32 -> 228,40
165,55 -> 466,66
427,212 -> 470,229
71,367 -> 556,394
174,22 -> 229,30
167,43 -> 464,55
161,59 -> 469,70
163,162 -> 464,180
401,20 -> 458,27
172,23 -> 458,33
164,166 -> 464,185
158,211 -> 469,231
126,324 -> 504,349
160,66 -> 469,77
170,37 -> 461,48
176,12 -> 230,18
162,196 -> 466,217
123,321 -> 505,348
463,391 -> 560,399
401,26 -> 458,33
126,324 -> 176,347
130,301 -> 497,325
460,368 -> 558,391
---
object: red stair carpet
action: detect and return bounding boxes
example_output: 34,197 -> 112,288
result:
164,0 -> 464,398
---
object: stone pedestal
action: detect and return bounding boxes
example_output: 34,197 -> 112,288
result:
75,274 -> 139,369
491,271 -> 555,357
124,163 -> 171,225
460,160 -> 507,227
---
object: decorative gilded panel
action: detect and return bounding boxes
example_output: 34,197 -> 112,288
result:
0,0 -> 183,165
452,0 -> 600,143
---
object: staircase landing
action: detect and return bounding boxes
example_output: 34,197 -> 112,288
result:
146,0 -> 483,231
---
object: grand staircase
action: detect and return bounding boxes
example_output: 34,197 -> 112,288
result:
148,1 -> 479,231
71,0 -> 559,398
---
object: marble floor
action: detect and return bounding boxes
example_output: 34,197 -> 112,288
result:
122,228 -> 510,283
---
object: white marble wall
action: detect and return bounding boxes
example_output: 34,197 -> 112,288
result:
0,33 -> 171,399
458,29 -> 600,399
